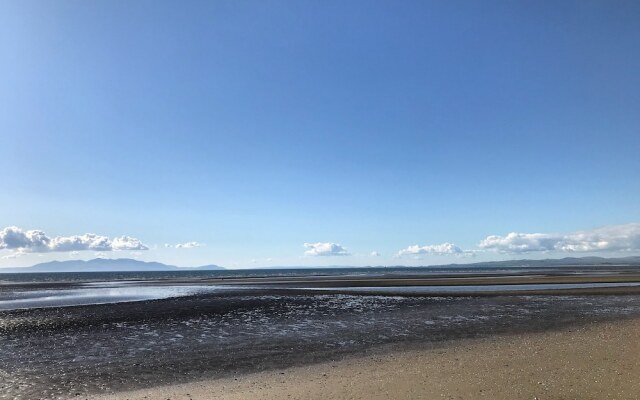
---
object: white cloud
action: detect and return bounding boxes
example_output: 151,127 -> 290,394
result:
397,242 -> 463,256
0,227 -> 50,251
478,232 -> 556,253
304,242 -> 350,256
111,236 -> 148,250
371,251 -> 381,257
0,226 -> 148,253
175,242 -> 203,249
49,234 -> 112,251
479,223 -> 640,254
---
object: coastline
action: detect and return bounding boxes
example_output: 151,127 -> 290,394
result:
95,316 -> 640,400
3,269 -> 640,399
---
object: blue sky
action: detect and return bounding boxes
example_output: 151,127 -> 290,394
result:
1,0 -> 639,268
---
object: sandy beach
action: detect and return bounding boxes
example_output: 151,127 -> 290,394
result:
96,317 -> 640,400
3,270 -> 640,399
4,0 -> 640,397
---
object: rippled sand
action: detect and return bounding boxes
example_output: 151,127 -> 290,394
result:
96,317 -> 640,400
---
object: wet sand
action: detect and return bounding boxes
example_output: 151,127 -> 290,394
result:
2,269 -> 640,399
97,317 -> 640,400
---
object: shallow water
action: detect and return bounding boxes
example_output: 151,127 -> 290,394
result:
2,280 -> 640,311
0,285 -> 225,310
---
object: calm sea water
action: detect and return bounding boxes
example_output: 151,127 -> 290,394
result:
0,265 -> 637,311
0,268 -> 382,283
0,267 -> 496,284
0,265 -> 612,284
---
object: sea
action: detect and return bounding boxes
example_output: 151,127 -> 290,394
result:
0,266 -> 497,283
0,263 -> 626,283
1,265 -> 639,311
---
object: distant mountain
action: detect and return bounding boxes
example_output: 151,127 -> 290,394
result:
252,256 -> 640,270
426,256 -> 640,269
0,258 -> 225,273
259,256 -> 640,269
1,256 -> 639,273
194,264 -> 225,270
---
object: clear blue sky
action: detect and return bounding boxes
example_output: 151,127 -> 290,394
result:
1,0 -> 639,268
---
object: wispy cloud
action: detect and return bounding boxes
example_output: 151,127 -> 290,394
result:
164,242 -> 204,249
479,223 -> 640,254
1,249 -> 27,259
176,241 -> 203,249
370,251 -> 381,257
0,226 -> 148,254
304,242 -> 350,256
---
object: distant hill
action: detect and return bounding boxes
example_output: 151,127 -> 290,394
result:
0,258 -> 225,273
259,256 -> 640,269
1,256 -> 639,273
426,256 -> 640,269
251,256 -> 640,270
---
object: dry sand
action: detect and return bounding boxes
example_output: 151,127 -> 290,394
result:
95,317 -> 640,400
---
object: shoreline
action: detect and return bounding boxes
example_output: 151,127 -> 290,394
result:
3,273 -> 640,399
95,316 -> 640,400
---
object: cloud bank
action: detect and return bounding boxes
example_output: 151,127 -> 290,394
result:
0,226 -> 148,253
397,242 -> 463,256
304,242 -> 350,256
479,223 -> 640,254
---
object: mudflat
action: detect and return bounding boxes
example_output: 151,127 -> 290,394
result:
3,269 -> 640,399
96,317 -> 640,400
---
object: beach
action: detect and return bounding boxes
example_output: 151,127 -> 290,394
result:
96,317 -> 640,400
4,1 -> 639,397
2,269 -> 640,399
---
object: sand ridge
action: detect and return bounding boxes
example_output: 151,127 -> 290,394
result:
95,317 -> 640,400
